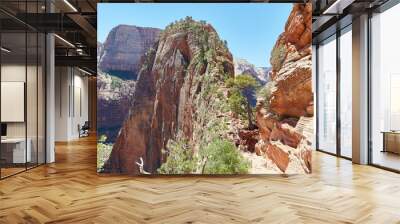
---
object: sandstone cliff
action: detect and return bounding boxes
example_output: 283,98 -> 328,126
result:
97,25 -> 161,141
103,18 -> 235,174
97,71 -> 136,142
98,25 -> 161,79
255,3 -> 313,174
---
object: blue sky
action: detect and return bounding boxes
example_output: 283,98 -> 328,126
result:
98,3 -> 292,67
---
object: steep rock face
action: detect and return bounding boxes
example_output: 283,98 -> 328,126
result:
255,3 -> 312,174
99,25 -> 161,79
103,19 -> 234,174
270,54 -> 312,117
97,72 -> 136,142
269,4 -> 312,117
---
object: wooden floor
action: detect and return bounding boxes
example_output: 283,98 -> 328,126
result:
1,167 -> 26,178
372,150 -> 400,171
1,136 -> 400,223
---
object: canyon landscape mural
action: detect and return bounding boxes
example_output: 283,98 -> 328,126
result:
97,3 -> 313,175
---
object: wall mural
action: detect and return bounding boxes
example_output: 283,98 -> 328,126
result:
97,3 -> 313,175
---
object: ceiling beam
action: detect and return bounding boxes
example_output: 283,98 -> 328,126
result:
322,0 -> 356,15
55,55 -> 96,71
67,13 -> 97,46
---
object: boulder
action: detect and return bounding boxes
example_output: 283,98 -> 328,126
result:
238,129 -> 259,153
270,122 -> 303,148
265,143 -> 289,173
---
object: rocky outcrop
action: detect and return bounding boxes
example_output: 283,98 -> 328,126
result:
234,58 -> 270,84
97,72 -> 136,142
238,129 -> 259,153
98,25 -> 161,79
269,4 -> 312,117
97,25 -> 161,141
103,18 -> 234,174
269,55 -> 312,117
255,3 -> 312,174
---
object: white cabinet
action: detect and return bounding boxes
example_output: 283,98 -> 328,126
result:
1,138 -> 32,163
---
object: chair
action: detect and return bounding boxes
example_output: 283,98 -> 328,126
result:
78,121 -> 90,138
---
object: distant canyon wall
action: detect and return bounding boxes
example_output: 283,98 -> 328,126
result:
97,25 -> 161,142
98,25 -> 161,79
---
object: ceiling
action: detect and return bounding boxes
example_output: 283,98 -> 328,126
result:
0,0 -> 98,74
312,0 -> 391,43
3,0 -> 393,72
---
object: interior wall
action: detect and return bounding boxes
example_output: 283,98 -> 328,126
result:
55,67 -> 89,141
72,72 -> 89,138
1,61 -> 46,171
55,66 -> 69,141
1,64 -> 27,138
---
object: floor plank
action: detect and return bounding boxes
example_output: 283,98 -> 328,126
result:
0,135 -> 399,223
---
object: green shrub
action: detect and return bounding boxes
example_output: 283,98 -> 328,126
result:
98,134 -> 107,143
226,74 -> 260,128
233,75 -> 260,90
158,139 -> 198,174
110,75 -> 123,89
228,88 -> 247,119
200,138 -> 250,174
97,142 -> 113,172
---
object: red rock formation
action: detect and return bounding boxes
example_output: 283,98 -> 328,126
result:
269,123 -> 302,148
285,4 -> 312,50
266,143 -> 289,173
269,55 -> 312,117
269,3 -> 312,118
256,3 -> 313,174
99,25 -> 161,78
238,129 -> 259,153
103,18 -> 234,174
